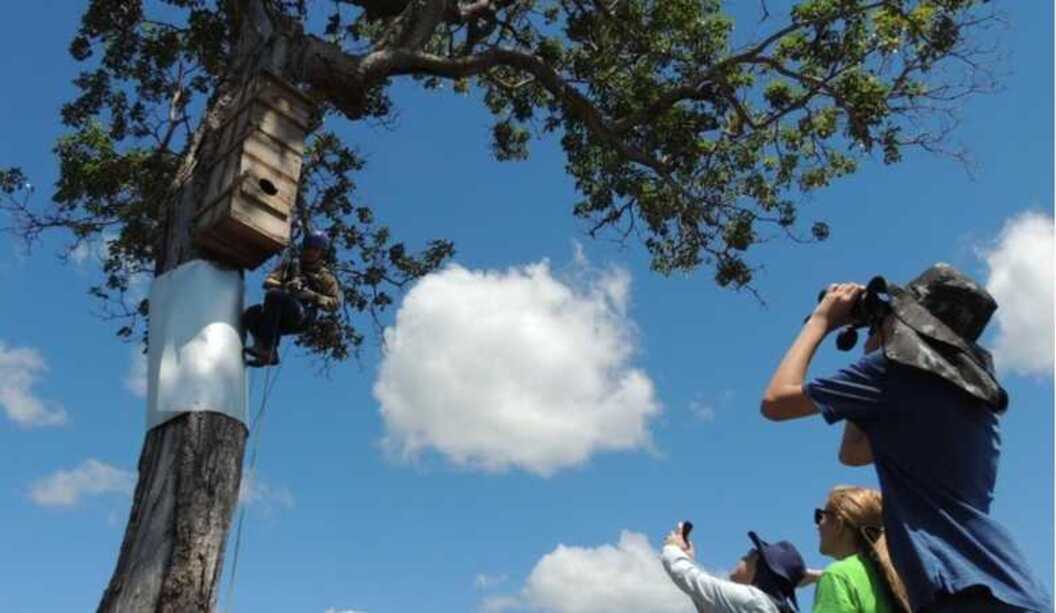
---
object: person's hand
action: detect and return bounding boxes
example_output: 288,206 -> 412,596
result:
798,568 -> 824,587
810,283 -> 864,332
295,288 -> 316,302
664,523 -> 695,558
285,277 -> 304,292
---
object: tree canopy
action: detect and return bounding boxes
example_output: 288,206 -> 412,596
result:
1,0 -> 999,362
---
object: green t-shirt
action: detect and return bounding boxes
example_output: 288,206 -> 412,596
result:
812,554 -> 895,613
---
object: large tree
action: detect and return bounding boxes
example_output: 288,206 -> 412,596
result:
1,0 -> 997,610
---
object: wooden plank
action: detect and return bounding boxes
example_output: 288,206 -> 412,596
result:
234,161 -> 297,211
193,171 -> 294,270
220,72 -> 313,137
202,152 -> 237,213
202,147 -> 299,213
195,216 -> 284,270
238,175 -> 293,223
230,199 -> 289,242
241,130 -> 304,181
245,102 -> 307,156
254,71 -> 314,129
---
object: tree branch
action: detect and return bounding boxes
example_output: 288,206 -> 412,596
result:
398,0 -> 450,50
382,48 -> 669,171
293,35 -> 667,172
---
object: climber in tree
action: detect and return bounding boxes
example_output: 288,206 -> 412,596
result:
243,231 -> 342,367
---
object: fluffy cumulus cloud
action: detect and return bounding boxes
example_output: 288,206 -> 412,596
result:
373,260 -> 661,476
980,211 -> 1054,376
29,459 -> 135,507
482,531 -> 692,613
0,341 -> 68,427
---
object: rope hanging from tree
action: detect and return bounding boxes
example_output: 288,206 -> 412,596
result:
222,342 -> 287,612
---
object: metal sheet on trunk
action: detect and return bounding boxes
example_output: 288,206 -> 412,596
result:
146,260 -> 247,430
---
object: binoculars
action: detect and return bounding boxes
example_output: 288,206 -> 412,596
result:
813,276 -> 891,351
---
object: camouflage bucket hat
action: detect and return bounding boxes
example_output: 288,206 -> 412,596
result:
882,263 -> 1008,411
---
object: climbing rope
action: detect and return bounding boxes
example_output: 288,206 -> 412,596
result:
222,346 -> 286,613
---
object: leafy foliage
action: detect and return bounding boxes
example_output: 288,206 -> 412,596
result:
292,129 -> 454,361
1,0 -> 999,361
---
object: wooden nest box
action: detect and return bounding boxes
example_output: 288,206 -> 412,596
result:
193,72 -> 314,269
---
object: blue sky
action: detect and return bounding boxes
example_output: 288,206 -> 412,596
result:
0,2 -> 1052,613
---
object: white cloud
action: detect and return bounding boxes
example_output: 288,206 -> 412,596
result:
482,531 -> 693,613
70,232 -> 115,266
0,341 -> 68,427
688,390 -> 734,422
239,470 -> 295,512
476,573 -> 510,590
69,232 -> 150,306
688,400 -> 715,422
29,459 -> 135,507
125,346 -> 148,398
980,211 -> 1054,376
373,259 -> 661,476
324,609 -> 368,613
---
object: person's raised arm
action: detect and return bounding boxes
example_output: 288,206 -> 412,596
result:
761,283 -> 863,421
660,524 -> 763,612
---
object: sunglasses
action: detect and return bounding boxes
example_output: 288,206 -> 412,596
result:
814,508 -> 834,525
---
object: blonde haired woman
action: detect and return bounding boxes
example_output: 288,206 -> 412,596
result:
813,486 -> 909,613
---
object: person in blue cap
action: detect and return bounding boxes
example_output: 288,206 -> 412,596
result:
761,264 -> 1051,612
242,231 -> 341,366
662,522 -> 813,612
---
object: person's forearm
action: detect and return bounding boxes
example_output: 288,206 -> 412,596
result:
761,316 -> 828,419
661,545 -> 710,600
661,545 -> 758,610
771,317 -> 828,388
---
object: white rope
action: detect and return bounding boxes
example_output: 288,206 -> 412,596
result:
222,346 -> 286,613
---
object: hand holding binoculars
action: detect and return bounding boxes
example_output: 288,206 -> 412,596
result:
810,277 -> 891,351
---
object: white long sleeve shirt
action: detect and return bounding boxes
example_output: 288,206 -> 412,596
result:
661,545 -> 780,613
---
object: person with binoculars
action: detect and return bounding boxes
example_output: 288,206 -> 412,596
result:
760,264 -> 1049,612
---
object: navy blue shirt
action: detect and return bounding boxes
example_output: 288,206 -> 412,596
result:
806,351 -> 1050,612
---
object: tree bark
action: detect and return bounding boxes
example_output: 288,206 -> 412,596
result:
98,414 -> 247,613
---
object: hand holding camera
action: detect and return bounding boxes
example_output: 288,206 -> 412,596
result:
664,521 -> 695,557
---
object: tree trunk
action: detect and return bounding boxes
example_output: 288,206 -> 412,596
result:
98,5 -> 299,607
99,74 -> 251,613
98,414 -> 247,613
